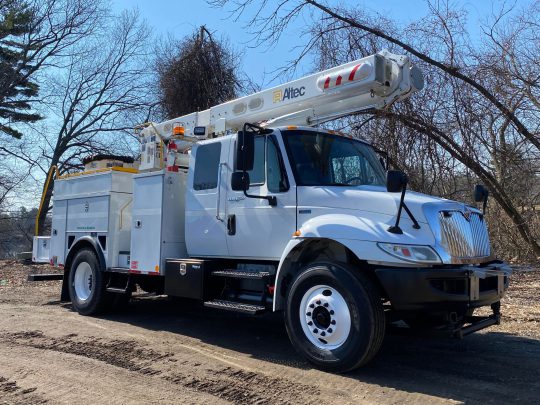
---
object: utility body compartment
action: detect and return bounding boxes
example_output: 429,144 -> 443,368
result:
47,168 -> 134,267
129,170 -> 187,274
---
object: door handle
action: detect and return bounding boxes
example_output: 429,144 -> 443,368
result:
227,214 -> 236,235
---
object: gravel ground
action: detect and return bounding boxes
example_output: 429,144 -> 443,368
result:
0,260 -> 539,404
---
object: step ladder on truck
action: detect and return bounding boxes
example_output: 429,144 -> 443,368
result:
32,50 -> 511,373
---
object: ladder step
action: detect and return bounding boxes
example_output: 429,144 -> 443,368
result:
210,269 -> 270,279
203,299 -> 266,315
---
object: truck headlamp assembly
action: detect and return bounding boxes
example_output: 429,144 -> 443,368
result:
377,243 -> 441,264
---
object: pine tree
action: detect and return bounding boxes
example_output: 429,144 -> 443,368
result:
0,0 -> 40,139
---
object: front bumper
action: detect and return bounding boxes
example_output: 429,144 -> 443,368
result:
374,260 -> 511,312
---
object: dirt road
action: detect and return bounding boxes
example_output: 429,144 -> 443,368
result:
0,261 -> 539,404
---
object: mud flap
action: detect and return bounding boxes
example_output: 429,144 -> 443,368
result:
60,269 -> 70,302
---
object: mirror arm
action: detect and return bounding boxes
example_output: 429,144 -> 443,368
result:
402,202 -> 421,229
388,185 -> 421,234
241,172 -> 277,207
388,186 -> 407,234
242,188 -> 277,206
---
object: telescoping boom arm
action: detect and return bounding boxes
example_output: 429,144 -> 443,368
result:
138,50 -> 423,155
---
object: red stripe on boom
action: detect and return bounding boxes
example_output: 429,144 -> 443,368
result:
336,75 -> 342,85
348,64 -> 361,81
324,77 -> 331,89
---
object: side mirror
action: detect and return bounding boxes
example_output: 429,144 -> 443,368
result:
474,184 -> 489,203
386,170 -> 408,193
231,171 -> 250,191
236,131 -> 255,171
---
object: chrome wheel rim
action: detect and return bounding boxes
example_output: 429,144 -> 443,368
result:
299,284 -> 351,350
74,262 -> 93,301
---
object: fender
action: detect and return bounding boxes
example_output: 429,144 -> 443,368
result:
272,213 -> 436,311
64,235 -> 107,272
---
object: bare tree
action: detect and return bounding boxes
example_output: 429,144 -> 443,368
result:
12,8 -> 154,234
156,26 -> 241,119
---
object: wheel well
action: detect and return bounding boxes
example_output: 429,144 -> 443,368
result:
65,238 -> 105,272
274,238 -> 387,310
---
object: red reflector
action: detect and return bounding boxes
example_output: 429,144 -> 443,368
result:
402,248 -> 411,257
348,64 -> 361,81
336,75 -> 342,85
268,285 -> 275,295
129,270 -> 141,274
323,77 -> 330,89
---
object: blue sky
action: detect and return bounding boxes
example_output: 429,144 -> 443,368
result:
111,0 -> 512,88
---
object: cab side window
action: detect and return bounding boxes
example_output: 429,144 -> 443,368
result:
193,143 -> 221,190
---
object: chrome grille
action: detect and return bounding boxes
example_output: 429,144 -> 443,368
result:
438,211 -> 490,259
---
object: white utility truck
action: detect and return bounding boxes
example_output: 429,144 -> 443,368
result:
32,50 -> 511,372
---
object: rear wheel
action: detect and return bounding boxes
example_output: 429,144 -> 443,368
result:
284,262 -> 385,373
68,248 -> 111,315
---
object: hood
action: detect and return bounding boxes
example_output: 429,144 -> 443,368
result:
297,185 -> 461,222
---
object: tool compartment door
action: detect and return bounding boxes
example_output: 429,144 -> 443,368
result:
130,172 -> 164,273
49,199 -> 67,265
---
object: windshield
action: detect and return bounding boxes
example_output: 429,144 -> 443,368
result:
282,130 -> 386,187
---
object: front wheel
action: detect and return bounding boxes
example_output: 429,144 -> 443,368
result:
284,262 -> 385,373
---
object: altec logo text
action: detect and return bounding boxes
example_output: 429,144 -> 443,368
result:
273,86 -> 306,103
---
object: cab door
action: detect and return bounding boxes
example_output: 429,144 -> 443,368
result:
185,138 -> 231,257
226,132 -> 296,260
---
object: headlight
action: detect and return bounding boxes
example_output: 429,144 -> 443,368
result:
377,243 -> 441,264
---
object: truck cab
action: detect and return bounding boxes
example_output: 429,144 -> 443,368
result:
180,125 -> 510,370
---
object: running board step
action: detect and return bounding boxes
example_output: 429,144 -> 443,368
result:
210,270 -> 270,279
106,287 -> 129,294
203,299 -> 266,315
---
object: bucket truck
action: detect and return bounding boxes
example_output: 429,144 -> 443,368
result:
32,50 -> 511,372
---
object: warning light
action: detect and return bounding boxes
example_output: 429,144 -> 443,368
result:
173,123 -> 184,136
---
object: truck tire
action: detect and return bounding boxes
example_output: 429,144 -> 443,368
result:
68,248 -> 112,315
284,262 -> 385,373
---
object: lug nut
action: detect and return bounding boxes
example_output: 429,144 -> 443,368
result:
327,328 -> 333,333
323,303 -> 329,307
321,331 -> 326,336
306,312 -> 311,316
313,329 -> 318,334
331,320 -> 336,325
308,321 -> 313,326
309,304 -> 315,308
330,310 -> 335,315
316,300 -> 321,305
